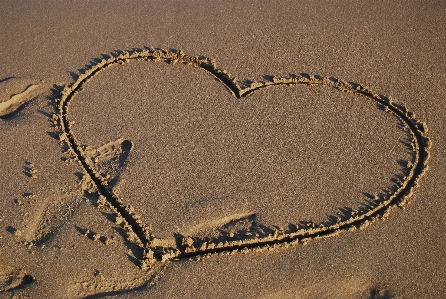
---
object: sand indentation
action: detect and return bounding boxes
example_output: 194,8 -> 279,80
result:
0,264 -> 34,292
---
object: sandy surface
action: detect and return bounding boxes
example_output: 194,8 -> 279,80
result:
0,1 -> 445,298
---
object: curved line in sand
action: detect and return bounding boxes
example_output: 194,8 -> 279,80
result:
55,48 -> 431,265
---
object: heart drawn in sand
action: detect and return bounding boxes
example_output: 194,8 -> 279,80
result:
55,48 -> 430,267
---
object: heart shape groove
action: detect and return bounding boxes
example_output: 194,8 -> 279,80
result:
55,48 -> 430,267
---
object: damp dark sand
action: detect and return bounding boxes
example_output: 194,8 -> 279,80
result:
0,1 -> 445,298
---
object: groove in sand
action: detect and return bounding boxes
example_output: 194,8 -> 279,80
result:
54,48 -> 431,266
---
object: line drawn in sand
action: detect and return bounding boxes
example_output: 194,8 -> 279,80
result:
50,47 -> 430,295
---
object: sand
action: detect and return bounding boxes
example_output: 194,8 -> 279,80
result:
0,1 -> 445,298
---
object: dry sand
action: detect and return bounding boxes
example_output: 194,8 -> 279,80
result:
0,1 -> 445,298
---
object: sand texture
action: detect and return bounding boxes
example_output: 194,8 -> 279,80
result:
0,1 -> 445,298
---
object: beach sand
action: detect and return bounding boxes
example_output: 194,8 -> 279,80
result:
0,1 -> 445,298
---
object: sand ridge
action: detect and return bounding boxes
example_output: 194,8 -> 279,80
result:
52,47 -> 431,268
0,78 -> 51,119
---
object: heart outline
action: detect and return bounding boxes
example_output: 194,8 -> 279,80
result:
54,47 -> 431,266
